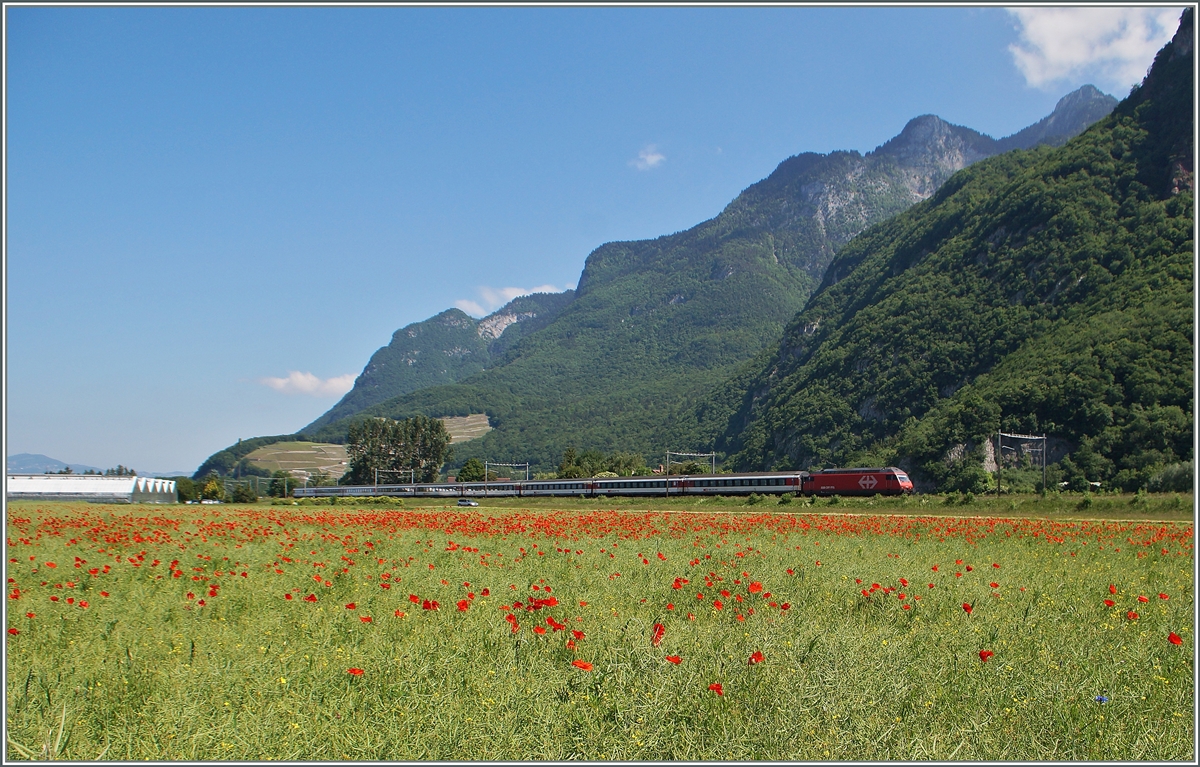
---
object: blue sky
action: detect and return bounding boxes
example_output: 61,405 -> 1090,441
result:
4,4 -> 1184,474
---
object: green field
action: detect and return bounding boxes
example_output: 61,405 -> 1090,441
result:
243,441 -> 349,479
440,414 -> 492,444
5,498 -> 1193,760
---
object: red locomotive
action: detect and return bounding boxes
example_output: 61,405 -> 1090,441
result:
801,467 -> 914,496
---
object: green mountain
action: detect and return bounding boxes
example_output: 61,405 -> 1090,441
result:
195,83 -> 1119,478
303,290 -> 575,433
716,10 -> 1193,493
302,91 -> 1115,467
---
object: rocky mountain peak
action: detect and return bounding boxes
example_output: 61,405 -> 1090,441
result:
870,115 -> 994,166
994,84 -> 1117,152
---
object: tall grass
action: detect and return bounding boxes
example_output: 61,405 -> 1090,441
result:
5,499 -> 1193,760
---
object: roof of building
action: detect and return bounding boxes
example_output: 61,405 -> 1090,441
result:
6,474 -> 176,495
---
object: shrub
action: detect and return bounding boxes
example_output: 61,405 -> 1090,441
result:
1149,462 -> 1193,493
230,485 -> 258,503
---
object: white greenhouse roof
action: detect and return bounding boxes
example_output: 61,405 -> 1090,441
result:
6,474 -> 177,503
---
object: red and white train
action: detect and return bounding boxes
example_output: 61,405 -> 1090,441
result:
293,467 -> 914,500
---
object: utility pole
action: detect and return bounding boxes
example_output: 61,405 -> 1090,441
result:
996,432 -> 1001,499
1042,433 -> 1047,494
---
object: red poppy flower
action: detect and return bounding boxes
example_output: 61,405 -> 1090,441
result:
992,563 -> 1000,569
360,616 -> 372,623
394,609 -> 405,618
1137,595 -> 1149,603
347,668 -> 364,676
572,629 -> 585,640
965,565 -> 973,572
345,602 -> 356,610
708,683 -> 724,696
409,594 -> 420,604
285,593 -> 293,600
902,603 -> 911,610
651,623 -> 665,647
533,626 -> 547,635
44,563 -> 56,569
780,603 -> 790,610
713,600 -> 724,610
989,582 -> 999,589
1159,593 -> 1169,600
931,565 -> 938,572
571,660 -> 593,671
665,655 -> 682,664
100,592 -> 109,598
456,599 -> 470,612
1109,584 -> 1117,595
962,603 -> 972,615
49,596 -> 58,602
1103,599 -> 1115,607
303,594 -> 317,602
1168,632 -> 1183,645
899,578 -> 908,587
25,612 -> 34,619
978,650 -> 994,663
194,600 -> 202,607
1127,611 -> 1139,621
481,588 -> 490,597
748,581 -> 763,594
748,651 -> 764,665
7,628 -> 19,635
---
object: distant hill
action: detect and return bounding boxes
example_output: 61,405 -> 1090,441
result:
714,10 -> 1193,493
303,290 -> 574,433
7,453 -> 102,475
197,83 -> 1119,477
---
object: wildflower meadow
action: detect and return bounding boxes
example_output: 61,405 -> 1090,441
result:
4,497 -> 1194,760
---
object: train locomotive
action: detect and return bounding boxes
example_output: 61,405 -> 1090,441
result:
292,467 -> 914,500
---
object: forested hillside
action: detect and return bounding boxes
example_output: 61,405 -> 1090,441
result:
304,291 -> 574,433
195,83 -> 1119,478
718,10 -> 1193,493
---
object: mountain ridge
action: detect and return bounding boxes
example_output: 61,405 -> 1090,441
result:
715,10 -> 1193,493
196,83 -> 1122,477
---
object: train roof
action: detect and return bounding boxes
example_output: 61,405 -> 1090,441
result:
811,467 -> 904,474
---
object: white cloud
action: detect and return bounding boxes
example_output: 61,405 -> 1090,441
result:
455,284 -> 574,317
454,299 -> 489,316
1007,7 -> 1183,91
259,371 -> 356,397
631,144 -> 666,170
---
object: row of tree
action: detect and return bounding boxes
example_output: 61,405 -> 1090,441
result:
46,465 -> 137,476
342,415 -> 453,485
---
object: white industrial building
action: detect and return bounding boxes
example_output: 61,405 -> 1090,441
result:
5,474 -> 177,504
